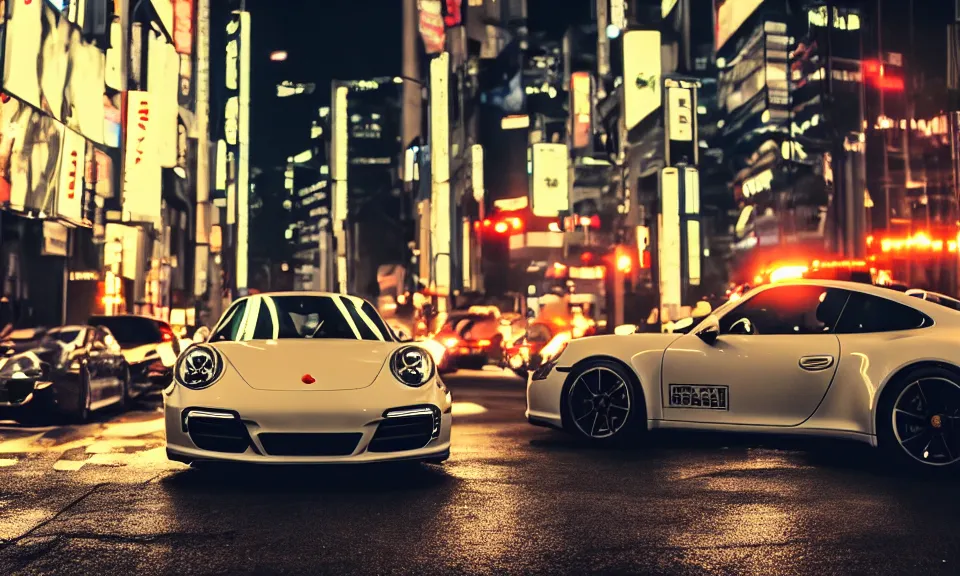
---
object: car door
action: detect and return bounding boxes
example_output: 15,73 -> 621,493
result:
660,284 -> 847,427
94,327 -> 125,400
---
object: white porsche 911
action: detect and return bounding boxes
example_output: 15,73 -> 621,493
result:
164,292 -> 451,466
527,279 -> 960,470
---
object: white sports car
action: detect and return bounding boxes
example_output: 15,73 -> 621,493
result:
527,279 -> 960,470
164,292 -> 452,465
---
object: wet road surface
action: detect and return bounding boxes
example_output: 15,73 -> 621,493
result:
1,368 -> 959,575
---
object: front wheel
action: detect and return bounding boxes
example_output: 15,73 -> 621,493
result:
562,359 -> 644,446
878,366 -> 960,471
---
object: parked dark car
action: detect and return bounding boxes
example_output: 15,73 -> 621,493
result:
0,325 -> 132,423
0,327 -> 48,356
432,312 -> 504,373
88,315 -> 180,388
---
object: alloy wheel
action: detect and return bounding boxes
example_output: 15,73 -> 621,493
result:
567,366 -> 631,439
892,377 -> 960,466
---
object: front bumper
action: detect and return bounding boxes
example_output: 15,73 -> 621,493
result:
164,378 -> 453,464
525,365 -> 565,430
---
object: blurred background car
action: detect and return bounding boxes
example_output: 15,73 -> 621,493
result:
88,315 -> 180,389
433,309 -> 504,373
0,324 -> 132,423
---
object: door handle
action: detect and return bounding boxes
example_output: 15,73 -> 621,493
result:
799,355 -> 834,371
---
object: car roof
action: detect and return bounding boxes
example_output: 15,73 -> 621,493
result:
749,279 -> 960,324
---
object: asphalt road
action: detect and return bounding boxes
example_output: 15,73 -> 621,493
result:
1,368 -> 959,575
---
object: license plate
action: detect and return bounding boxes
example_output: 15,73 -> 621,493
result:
669,385 -> 728,410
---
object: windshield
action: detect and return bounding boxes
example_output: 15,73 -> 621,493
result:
442,314 -> 499,340
43,329 -> 83,345
211,295 -> 394,342
89,316 -> 163,347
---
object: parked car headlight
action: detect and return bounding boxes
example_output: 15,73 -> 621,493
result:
175,345 -> 224,390
391,345 -> 435,387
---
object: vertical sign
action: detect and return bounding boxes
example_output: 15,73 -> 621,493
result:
122,91 -> 161,223
531,143 -> 569,217
668,86 -> 693,141
236,10 -> 251,291
471,144 -> 484,203
659,167 -> 682,315
331,85 -> 348,225
173,0 -> 194,55
58,128 -> 86,222
623,30 -> 661,132
571,71 -> 591,150
430,52 -> 451,291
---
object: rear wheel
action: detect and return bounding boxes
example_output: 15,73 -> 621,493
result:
879,366 -> 960,471
562,359 -> 644,445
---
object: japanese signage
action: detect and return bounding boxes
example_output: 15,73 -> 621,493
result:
174,0 -> 194,55
122,91 -> 161,223
531,143 -> 569,217
623,31 -> 661,132
57,127 -> 86,222
667,86 -> 693,141
418,0 -> 445,54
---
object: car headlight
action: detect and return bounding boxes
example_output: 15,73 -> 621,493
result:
390,345 -> 435,387
532,332 -> 571,381
175,345 -> 224,390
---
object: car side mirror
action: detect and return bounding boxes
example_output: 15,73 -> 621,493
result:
696,316 -> 720,345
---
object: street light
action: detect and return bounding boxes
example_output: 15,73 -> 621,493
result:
270,50 -> 287,61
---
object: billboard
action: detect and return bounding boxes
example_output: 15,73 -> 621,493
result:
0,95 -> 64,216
623,31 -> 661,132
715,0 -> 764,51
122,91 -> 161,223
531,143 -> 569,217
3,0 -> 108,145
148,32 -> 179,168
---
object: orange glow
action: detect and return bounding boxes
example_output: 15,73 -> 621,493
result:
509,217 -> 523,230
878,231 -> 959,253
473,221 -> 481,231
753,275 -> 764,284
477,339 -> 492,347
811,259 -> 867,269
494,221 -> 509,233
616,254 -> 632,273
442,337 -> 460,348
579,216 -> 591,227
483,218 -> 491,227
865,235 -> 874,247
769,265 -> 808,283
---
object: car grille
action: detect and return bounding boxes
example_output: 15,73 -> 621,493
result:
368,409 -> 440,453
186,414 -> 252,453
257,433 -> 362,457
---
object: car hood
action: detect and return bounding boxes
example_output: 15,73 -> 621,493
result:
213,340 -> 399,391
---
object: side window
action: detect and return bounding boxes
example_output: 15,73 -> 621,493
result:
211,300 -> 248,341
719,285 -> 848,335
835,293 -> 932,333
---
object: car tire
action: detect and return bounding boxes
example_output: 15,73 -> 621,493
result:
561,358 -> 645,446
71,366 -> 92,424
877,365 -> 960,472
120,365 -> 132,410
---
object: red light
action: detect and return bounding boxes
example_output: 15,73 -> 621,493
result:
877,76 -> 904,91
863,60 -> 880,76
494,221 -> 509,234
580,252 -> 594,264
483,219 -> 491,227
510,217 -> 522,230
589,215 -> 600,228
474,221 -> 481,231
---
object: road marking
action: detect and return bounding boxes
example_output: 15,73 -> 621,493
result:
0,458 -> 17,467
452,402 -> 488,416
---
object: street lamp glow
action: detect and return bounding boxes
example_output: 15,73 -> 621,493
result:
269,50 -> 288,61
606,24 -> 621,39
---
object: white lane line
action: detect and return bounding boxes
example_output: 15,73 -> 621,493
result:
452,402 -> 488,416
0,458 -> 17,467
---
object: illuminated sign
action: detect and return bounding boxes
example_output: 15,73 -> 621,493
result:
623,31 -> 661,132
70,271 -> 100,281
174,0 -> 194,54
471,144 -> 484,202
57,128 -> 86,222
122,91 -> 161,223
715,0 -> 764,51
741,168 -> 773,198
418,0 -> 445,54
571,72 -> 591,149
661,0 -> 678,18
531,143 -> 569,217
667,86 -> 693,142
